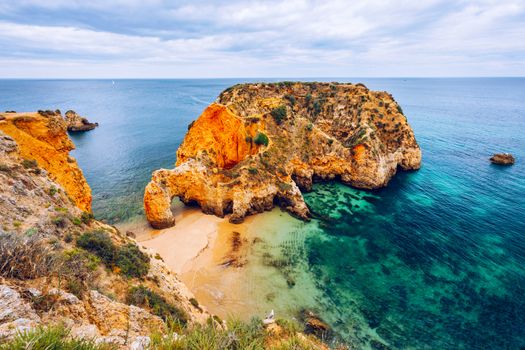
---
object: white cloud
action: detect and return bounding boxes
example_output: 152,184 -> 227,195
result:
0,0 -> 523,77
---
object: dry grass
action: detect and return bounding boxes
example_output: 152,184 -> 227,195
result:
0,232 -> 59,279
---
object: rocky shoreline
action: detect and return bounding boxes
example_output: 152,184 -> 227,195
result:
144,82 -> 421,228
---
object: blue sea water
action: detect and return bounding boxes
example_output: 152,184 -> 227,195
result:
1,78 -> 524,349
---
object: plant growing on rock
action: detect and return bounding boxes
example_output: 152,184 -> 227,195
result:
127,285 -> 188,325
270,106 -> 287,124
76,230 -> 150,278
253,132 -> 269,147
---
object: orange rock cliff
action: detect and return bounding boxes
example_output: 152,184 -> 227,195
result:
0,111 -> 92,212
144,82 -> 422,229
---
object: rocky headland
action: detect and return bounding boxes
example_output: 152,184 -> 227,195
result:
144,82 -> 421,228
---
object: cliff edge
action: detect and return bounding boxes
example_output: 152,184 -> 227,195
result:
0,111 -> 92,212
145,82 -> 421,228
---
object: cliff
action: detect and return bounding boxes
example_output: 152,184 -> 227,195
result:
145,82 -> 421,228
0,129 -> 209,347
0,111 -> 92,212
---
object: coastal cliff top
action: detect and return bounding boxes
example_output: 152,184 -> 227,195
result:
145,82 -> 421,228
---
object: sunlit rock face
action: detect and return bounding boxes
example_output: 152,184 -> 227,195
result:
0,111 -> 92,212
144,82 -> 421,228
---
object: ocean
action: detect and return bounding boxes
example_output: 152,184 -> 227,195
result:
1,78 -> 524,349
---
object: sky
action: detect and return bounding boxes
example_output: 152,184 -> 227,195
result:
0,0 -> 524,78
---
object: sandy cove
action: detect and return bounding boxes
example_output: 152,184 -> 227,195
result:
117,204 -> 321,321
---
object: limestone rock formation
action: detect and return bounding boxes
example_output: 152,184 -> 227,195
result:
145,82 -> 421,228
64,110 -> 99,132
490,153 -> 515,165
0,129 -> 210,348
0,111 -> 92,212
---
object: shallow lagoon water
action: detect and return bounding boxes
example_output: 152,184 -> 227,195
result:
1,78 -> 524,348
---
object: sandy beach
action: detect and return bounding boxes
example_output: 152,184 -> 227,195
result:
118,204 -> 321,322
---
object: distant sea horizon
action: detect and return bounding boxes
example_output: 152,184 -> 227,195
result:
1,78 -> 524,348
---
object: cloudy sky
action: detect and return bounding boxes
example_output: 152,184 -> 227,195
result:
0,0 -> 524,78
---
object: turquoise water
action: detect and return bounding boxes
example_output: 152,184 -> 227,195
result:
1,78 -> 524,348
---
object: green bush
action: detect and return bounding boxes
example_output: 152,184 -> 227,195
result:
270,106 -> 287,124
189,297 -> 200,309
253,132 -> 269,147
51,214 -> 67,228
21,159 -> 38,169
81,211 -> 94,224
397,104 -> 404,114
49,186 -> 57,196
76,230 -> 116,265
127,285 -> 188,325
76,231 -> 149,278
115,243 -> 150,278
284,94 -> 296,106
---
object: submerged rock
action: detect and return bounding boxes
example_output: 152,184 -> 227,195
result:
64,110 -> 98,132
144,82 -> 422,228
490,153 -> 515,165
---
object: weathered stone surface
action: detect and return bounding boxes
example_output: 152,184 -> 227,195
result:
490,153 -> 515,165
144,82 -> 421,227
0,112 -> 92,212
64,110 -> 98,132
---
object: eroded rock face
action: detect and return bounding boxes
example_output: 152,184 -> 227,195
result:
0,112 -> 92,212
144,82 -> 421,228
64,110 -> 98,132
490,153 -> 515,165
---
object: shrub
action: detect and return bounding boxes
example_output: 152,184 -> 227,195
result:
49,186 -> 57,196
0,232 -> 58,279
253,132 -> 269,147
72,217 -> 82,226
270,106 -> 287,124
114,243 -> 150,278
248,167 -> 258,175
397,104 -> 404,114
21,159 -> 38,169
60,249 -> 101,297
51,214 -> 68,228
76,231 -> 149,278
306,123 -> 313,132
76,230 -> 116,265
305,93 -> 312,104
189,297 -> 200,309
284,94 -> 296,106
0,164 -> 10,172
127,286 -> 188,325
313,99 -> 323,115
81,211 -> 94,224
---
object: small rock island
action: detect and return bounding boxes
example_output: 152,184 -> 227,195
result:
490,153 -> 515,165
144,82 -> 422,229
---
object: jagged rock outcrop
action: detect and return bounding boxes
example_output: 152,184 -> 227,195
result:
490,153 -> 515,165
0,111 -> 92,212
64,110 -> 99,132
144,82 -> 421,228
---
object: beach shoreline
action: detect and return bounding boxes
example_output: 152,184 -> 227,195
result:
117,204 -> 320,322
